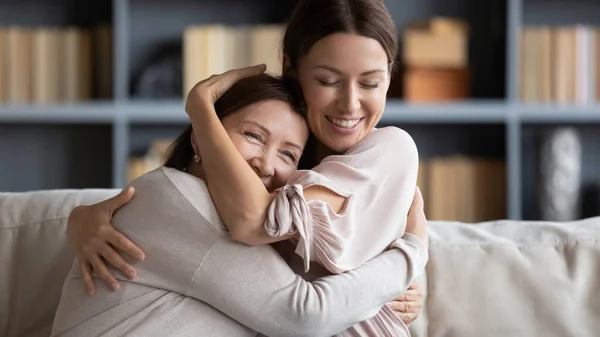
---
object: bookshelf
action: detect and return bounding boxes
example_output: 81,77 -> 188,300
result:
1,0 -> 599,222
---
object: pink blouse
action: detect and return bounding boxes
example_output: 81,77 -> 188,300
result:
265,126 -> 426,336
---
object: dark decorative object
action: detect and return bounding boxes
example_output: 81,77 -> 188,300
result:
132,43 -> 183,99
539,127 -> 582,221
581,184 -> 600,219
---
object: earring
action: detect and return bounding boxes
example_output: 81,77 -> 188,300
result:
193,154 -> 201,163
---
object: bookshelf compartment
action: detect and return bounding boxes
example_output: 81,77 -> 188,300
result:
128,0 -> 296,100
0,123 -> 112,192
382,123 -> 508,222
520,0 -> 600,106
388,0 -> 507,100
129,123 -> 188,156
0,0 -> 114,105
389,123 -> 507,158
521,123 -> 600,221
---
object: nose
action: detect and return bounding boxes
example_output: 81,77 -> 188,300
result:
249,154 -> 275,179
336,83 -> 361,114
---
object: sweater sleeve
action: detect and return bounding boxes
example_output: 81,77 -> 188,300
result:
190,236 -> 427,337
116,167 -> 426,337
264,126 -> 422,274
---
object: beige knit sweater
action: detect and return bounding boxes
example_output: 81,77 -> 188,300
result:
51,166 -> 427,337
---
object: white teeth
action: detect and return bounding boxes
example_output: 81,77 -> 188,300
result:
328,117 -> 360,128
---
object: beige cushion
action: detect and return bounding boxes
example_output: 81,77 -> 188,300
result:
411,217 -> 600,337
2,188 -> 600,337
0,189 -> 119,337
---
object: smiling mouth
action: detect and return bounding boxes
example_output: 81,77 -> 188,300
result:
325,116 -> 363,128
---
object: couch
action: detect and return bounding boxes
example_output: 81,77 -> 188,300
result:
1,189 -> 599,337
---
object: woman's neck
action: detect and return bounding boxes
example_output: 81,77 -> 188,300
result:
315,141 -> 340,162
186,161 -> 206,181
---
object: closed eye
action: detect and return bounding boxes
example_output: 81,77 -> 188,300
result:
243,131 -> 262,142
282,151 -> 298,163
318,79 -> 339,86
360,82 -> 380,89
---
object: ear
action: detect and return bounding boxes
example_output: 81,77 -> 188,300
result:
386,62 -> 395,89
190,128 -> 200,155
282,54 -> 295,76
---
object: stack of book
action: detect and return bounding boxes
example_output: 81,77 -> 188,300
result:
402,17 -> 471,102
183,24 -> 284,97
0,25 -> 112,104
418,155 -> 507,222
520,25 -> 600,105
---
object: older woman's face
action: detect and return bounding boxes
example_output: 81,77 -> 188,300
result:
221,100 -> 309,191
296,33 -> 391,153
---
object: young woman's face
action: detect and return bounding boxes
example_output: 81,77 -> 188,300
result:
296,33 -> 391,153
221,100 -> 309,191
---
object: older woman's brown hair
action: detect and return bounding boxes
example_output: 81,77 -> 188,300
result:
164,74 -> 305,171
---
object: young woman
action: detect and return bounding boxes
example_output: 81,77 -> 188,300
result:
184,0 -> 425,335
65,0 -> 428,332
52,74 -> 425,337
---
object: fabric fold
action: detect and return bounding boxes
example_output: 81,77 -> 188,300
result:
263,184 -> 346,273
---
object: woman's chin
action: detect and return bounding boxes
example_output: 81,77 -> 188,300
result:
323,138 -> 355,154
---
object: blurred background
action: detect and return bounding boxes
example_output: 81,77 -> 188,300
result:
0,0 -> 598,223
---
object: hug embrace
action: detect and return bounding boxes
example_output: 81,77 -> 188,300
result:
51,0 -> 429,336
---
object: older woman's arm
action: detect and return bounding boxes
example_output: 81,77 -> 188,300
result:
190,236 -> 427,337
111,169 -> 428,337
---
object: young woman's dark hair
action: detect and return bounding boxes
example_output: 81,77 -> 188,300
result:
282,0 -> 399,74
164,74 -> 305,171
281,0 -> 400,169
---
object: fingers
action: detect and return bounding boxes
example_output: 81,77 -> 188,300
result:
108,230 -> 145,262
238,63 -> 267,76
210,64 -> 267,99
107,186 -> 135,214
390,299 -> 422,326
217,64 -> 267,84
393,289 -> 419,302
390,300 -> 418,313
407,186 -> 428,244
409,280 -> 423,293
90,255 -> 120,291
100,244 -> 137,280
409,186 -> 424,214
397,312 -> 418,325
77,253 -> 96,296
187,64 -> 267,108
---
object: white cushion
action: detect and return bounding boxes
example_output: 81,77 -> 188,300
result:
0,189 -> 119,337
2,189 -> 600,337
410,217 -> 600,337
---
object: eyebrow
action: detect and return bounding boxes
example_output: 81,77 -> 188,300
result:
313,65 -> 386,76
241,120 -> 304,152
285,141 -> 303,153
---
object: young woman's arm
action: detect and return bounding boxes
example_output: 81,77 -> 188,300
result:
186,67 -> 345,246
189,98 -> 344,245
189,93 -> 418,254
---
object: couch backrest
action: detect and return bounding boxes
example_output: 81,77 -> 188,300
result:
2,189 -> 600,337
0,189 -> 120,337
409,217 -> 600,337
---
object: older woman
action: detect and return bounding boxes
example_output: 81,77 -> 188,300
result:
51,74 -> 427,337
63,0 -> 428,334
